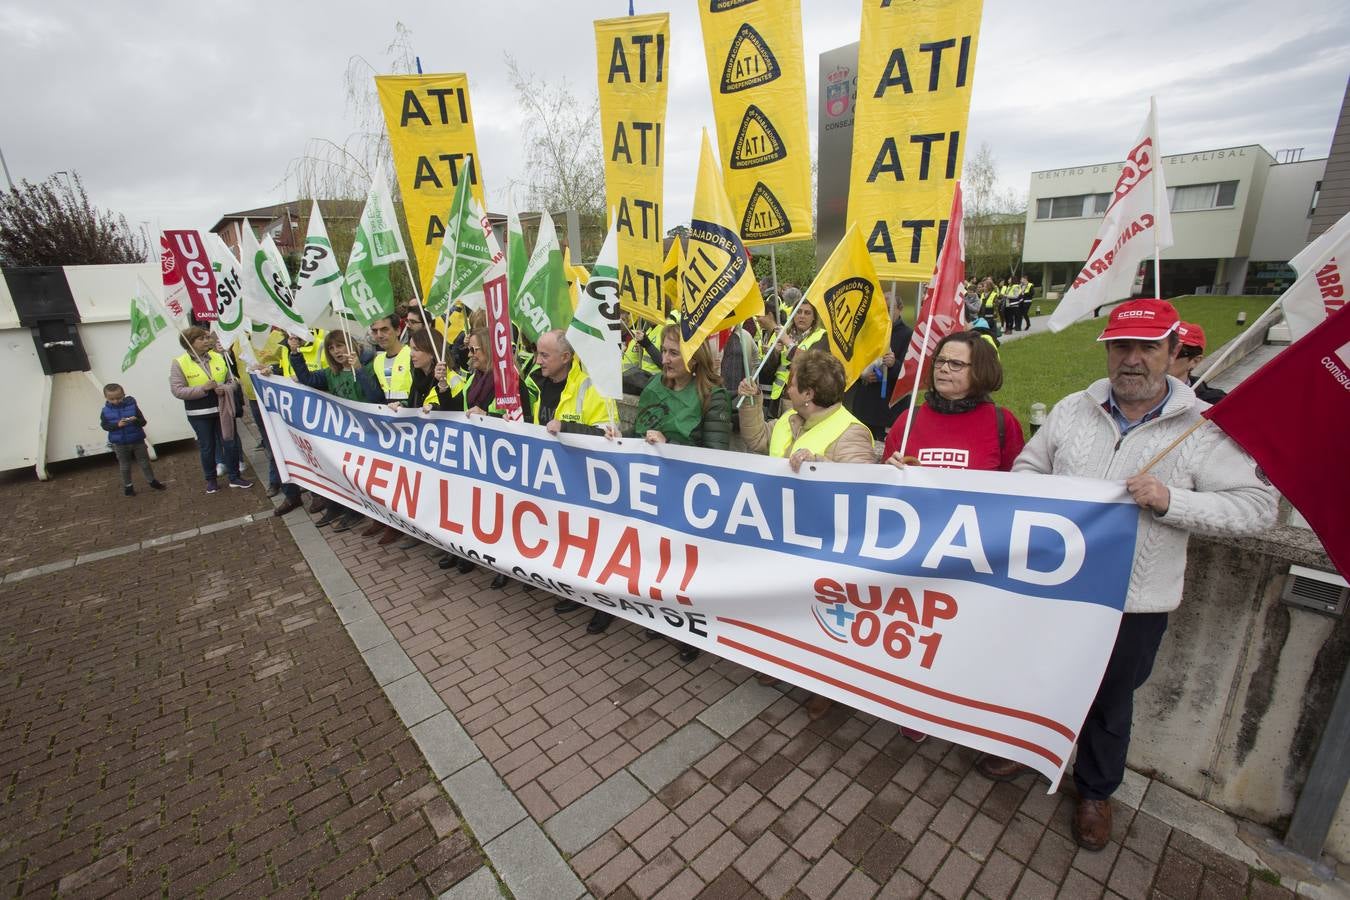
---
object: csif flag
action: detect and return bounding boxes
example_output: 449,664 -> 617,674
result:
342,160 -> 407,325
122,278 -> 168,372
1203,302 -> 1350,579
514,210 -> 574,344
205,234 -> 246,343
678,129 -> 763,364
293,201 -> 347,325
1281,210 -> 1350,341
426,165 -> 496,316
808,222 -> 891,389
239,220 -> 309,339
566,224 -> 626,401
891,182 -> 967,406
1048,98 -> 1173,332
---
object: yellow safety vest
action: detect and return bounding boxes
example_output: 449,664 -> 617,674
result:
373,345 -> 413,400
279,330 -> 325,378
178,351 -> 229,387
768,404 -> 865,458
771,328 -> 826,400
531,359 -> 615,427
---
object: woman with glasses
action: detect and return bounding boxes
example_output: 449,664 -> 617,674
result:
448,328 -> 534,421
882,331 -> 1024,472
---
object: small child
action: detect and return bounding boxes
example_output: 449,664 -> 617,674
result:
100,383 -> 165,496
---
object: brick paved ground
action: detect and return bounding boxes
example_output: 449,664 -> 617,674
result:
320,522 -> 1304,900
0,443 -> 268,572
0,512 -> 484,896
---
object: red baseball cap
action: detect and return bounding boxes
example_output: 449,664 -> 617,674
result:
1176,321 -> 1206,349
1096,298 -> 1180,341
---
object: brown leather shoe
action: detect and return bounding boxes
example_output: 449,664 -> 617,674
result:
975,755 -> 1027,782
376,526 -> 400,545
1073,798 -> 1112,851
804,694 -> 832,720
273,495 -> 303,517
361,520 -> 385,537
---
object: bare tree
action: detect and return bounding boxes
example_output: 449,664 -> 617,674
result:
963,143 -> 1026,280
503,55 -> 606,259
0,172 -> 147,267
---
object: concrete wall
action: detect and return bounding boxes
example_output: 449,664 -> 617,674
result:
1250,159 -> 1326,261
1023,145 -> 1274,264
1130,525 -> 1349,862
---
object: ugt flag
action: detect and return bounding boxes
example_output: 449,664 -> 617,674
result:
1049,98 -> 1173,331
567,224 -> 626,400
122,278 -> 168,372
1204,302 -> 1350,579
809,221 -> 891,389
1282,210 -> 1350,341
342,160 -> 407,325
892,182 -> 967,406
678,129 -> 763,364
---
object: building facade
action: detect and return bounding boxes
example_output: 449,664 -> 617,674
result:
1022,145 -> 1326,297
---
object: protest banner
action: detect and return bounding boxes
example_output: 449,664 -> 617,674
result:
160,230 -> 219,322
698,0 -> 812,243
376,73 -> 485,298
595,12 -> 670,324
255,376 -> 1141,786
846,0 -> 983,281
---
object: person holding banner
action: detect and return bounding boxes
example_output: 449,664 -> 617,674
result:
169,327 -> 252,494
447,328 -> 531,421
882,331 -> 1025,472
365,315 -> 413,405
975,299 -> 1276,851
527,330 -> 615,436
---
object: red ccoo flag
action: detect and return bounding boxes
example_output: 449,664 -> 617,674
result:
890,183 -> 966,407
1203,302 -> 1350,578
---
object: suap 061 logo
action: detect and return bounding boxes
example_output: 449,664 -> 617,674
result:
812,578 -> 957,669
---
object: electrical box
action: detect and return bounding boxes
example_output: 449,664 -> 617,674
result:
1281,565 -> 1349,617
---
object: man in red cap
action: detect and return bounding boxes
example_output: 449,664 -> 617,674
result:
975,298 -> 1276,851
1169,322 -> 1227,405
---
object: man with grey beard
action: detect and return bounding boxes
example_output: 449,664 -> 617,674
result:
972,299 -> 1276,852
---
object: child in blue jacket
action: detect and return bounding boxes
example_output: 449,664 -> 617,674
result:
100,383 -> 165,496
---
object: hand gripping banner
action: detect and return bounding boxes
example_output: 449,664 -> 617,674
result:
256,377 -> 1139,787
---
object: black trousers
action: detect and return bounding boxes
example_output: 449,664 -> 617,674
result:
1073,612 -> 1169,800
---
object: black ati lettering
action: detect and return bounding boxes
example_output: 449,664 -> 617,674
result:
822,276 -> 874,361
730,105 -> 787,170
740,182 -> 791,240
720,23 -> 780,93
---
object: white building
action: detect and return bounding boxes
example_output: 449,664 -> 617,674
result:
1022,145 -> 1326,297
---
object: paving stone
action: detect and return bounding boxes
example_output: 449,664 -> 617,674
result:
1055,867 -> 1104,900
347,613 -> 395,651
1029,828 -> 1078,883
697,678 -> 782,738
545,770 -> 651,855
930,847 -> 982,900
975,849 -> 1026,900
630,723 -> 723,793
410,710 -> 482,780
1152,847 -> 1203,900
363,639 -> 418,685
1012,868 -> 1058,900
903,831 -> 952,882
485,818 -> 584,900
734,831 -> 786,882
797,849 -> 852,900
385,672 -> 446,728
1124,811 -> 1171,863
437,866 -> 500,900
690,830 -> 747,882
1106,846 -> 1156,899
444,759 -> 527,844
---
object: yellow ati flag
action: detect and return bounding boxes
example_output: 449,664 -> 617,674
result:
678,129 -> 762,364
807,223 -> 891,388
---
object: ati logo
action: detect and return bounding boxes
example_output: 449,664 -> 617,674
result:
822,276 -> 874,360
917,448 -> 970,468
721,23 -> 780,93
731,105 -> 787,169
708,0 -> 757,9
741,182 -> 791,240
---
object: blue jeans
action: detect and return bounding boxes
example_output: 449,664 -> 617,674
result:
249,400 -> 299,499
187,416 -> 239,480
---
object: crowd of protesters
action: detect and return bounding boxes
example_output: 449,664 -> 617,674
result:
157,282 -> 1271,853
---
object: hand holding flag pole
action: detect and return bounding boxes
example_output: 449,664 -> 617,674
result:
735,292 -> 807,409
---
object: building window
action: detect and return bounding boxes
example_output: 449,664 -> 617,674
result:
1035,192 -> 1113,220
1166,181 -> 1239,212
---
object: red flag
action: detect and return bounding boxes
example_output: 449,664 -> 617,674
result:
160,230 -> 219,322
483,267 -> 524,422
1203,303 -> 1350,578
890,183 -> 966,406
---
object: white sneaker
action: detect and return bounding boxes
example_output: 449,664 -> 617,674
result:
215,463 -> 226,476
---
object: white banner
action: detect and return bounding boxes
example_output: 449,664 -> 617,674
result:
256,377 -> 1141,787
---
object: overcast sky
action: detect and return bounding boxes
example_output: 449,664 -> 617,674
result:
2,0 -> 1346,240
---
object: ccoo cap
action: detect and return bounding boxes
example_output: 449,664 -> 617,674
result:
1096,298 -> 1180,342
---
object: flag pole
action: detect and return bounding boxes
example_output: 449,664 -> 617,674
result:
736,293 -> 807,409
896,281 -> 934,460
1189,295 -> 1285,393
1150,96 -> 1164,300
1137,418 -> 1210,474
438,156 -> 472,364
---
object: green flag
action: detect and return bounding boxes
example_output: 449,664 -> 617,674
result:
506,200 -> 527,316
122,278 -> 167,372
342,160 -> 407,325
514,210 -> 573,343
426,164 -> 495,316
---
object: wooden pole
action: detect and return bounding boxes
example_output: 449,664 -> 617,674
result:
1136,418 -> 1209,474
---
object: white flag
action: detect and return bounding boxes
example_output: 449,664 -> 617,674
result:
293,201 -> 347,325
240,219 -> 309,339
1282,211 -> 1350,341
363,159 -> 408,267
205,234 -> 246,344
565,224 -> 626,400
1049,99 -> 1174,332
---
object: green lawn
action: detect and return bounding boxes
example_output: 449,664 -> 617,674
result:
993,295 -> 1277,426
